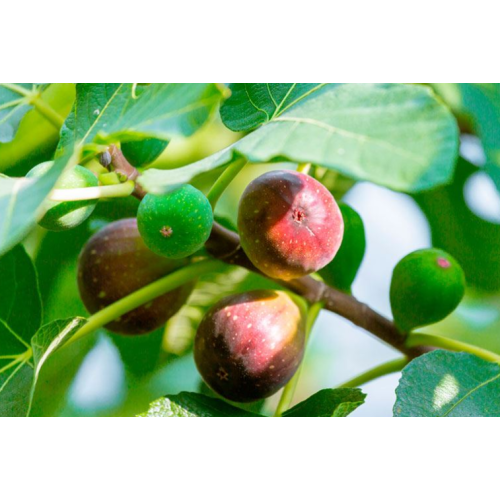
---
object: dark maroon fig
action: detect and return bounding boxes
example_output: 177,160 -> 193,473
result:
77,218 -> 193,335
194,290 -> 305,402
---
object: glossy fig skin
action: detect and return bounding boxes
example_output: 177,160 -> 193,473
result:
194,290 -> 305,402
238,170 -> 344,280
77,218 -> 193,335
390,248 -> 466,332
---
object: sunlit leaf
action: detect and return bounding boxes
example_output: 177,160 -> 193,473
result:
143,83 -> 458,193
0,83 -> 34,143
139,392 -> 262,417
282,388 -> 365,417
0,145 -> 79,256
394,350 -> 500,417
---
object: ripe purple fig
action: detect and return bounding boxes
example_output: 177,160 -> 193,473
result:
194,290 -> 305,402
77,218 -> 193,335
238,170 -> 344,280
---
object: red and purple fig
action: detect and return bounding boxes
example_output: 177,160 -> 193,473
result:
194,290 -> 305,402
238,170 -> 344,280
77,218 -> 193,335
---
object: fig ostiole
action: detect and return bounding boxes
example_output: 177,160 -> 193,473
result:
137,185 -> 213,259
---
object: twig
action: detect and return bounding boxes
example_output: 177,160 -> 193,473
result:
104,147 -> 430,358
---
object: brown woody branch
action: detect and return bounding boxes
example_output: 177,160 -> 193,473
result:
206,223 -> 429,358
101,145 -> 429,358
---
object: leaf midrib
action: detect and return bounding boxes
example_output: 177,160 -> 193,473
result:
441,372 -> 500,417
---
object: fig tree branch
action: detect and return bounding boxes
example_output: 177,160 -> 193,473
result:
206,222 -> 430,358
96,145 -> 430,358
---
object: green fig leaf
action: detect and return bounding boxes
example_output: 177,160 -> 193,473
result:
394,350 -> 500,417
138,392 -> 263,417
282,388 -> 366,417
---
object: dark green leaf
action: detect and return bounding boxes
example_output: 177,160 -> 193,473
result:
414,158 -> 500,293
0,83 -> 34,143
0,245 -> 41,342
282,388 -> 366,417
394,350 -> 500,417
0,145 -> 79,256
139,392 -> 263,417
221,83 -> 329,131
0,319 -> 33,417
145,84 -> 458,193
121,137 -> 169,167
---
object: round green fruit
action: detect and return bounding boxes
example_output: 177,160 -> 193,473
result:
77,218 -> 194,335
318,203 -> 366,293
238,170 -> 344,280
194,290 -> 305,402
137,185 -> 213,259
27,161 -> 98,231
390,248 -> 466,332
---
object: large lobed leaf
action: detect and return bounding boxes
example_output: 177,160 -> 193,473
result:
394,350 -> 500,417
141,83 -> 459,194
59,83 -> 224,152
139,388 -> 365,417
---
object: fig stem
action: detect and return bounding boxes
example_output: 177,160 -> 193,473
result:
274,301 -> 323,416
406,333 -> 500,364
68,259 -> 226,347
49,180 -> 135,201
0,84 -> 65,129
339,357 -> 409,388
296,162 -> 311,174
207,158 -> 247,210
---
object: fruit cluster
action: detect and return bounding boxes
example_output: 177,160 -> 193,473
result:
33,153 -> 465,405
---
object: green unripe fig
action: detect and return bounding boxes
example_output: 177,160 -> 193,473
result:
194,290 -> 305,402
78,218 -> 193,335
318,203 -> 366,293
390,248 -> 466,332
137,185 -> 214,259
27,161 -> 98,231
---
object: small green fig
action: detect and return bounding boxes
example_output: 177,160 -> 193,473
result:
194,290 -> 305,402
390,248 -> 466,332
238,170 -> 344,280
137,185 -> 214,259
318,203 -> 366,293
77,218 -> 193,335
27,162 -> 98,231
